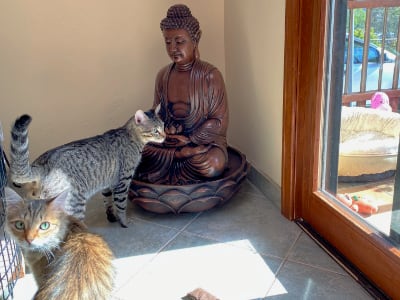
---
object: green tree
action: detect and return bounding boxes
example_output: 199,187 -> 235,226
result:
348,7 -> 399,53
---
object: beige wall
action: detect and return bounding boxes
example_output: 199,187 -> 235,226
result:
0,1 -> 285,187
225,0 -> 285,186
0,0 -> 224,157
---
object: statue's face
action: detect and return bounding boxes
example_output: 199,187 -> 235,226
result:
163,29 -> 196,65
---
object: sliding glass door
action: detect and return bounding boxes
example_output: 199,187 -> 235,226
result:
282,0 -> 400,298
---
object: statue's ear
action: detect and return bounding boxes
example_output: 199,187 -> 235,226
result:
194,31 -> 201,60
135,109 -> 148,125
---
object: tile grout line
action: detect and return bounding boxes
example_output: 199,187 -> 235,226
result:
175,228 -> 288,262
295,219 -> 388,299
263,229 -> 303,298
154,211 -> 204,253
127,212 -> 201,232
114,212 -> 204,295
284,257 -> 349,276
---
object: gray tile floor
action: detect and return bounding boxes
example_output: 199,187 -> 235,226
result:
13,179 -> 373,299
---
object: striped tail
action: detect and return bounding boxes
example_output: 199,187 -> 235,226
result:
10,114 -> 33,183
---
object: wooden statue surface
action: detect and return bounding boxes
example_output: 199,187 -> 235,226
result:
135,25 -> 229,185
131,4 -> 248,214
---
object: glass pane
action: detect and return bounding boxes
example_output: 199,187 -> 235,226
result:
322,1 -> 400,248
343,7 -> 400,93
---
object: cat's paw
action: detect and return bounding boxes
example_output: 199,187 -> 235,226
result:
106,207 -> 118,223
118,215 -> 128,228
120,221 -> 128,228
118,214 -> 128,228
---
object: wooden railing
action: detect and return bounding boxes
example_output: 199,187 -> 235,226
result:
344,0 -> 400,111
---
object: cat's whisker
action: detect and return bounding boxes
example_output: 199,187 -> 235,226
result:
43,249 -> 55,262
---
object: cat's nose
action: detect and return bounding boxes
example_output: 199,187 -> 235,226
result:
25,237 -> 34,244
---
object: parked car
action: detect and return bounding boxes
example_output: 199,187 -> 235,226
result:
343,36 -> 398,93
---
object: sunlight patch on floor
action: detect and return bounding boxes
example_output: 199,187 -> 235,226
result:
12,239 -> 287,300
114,239 -> 285,300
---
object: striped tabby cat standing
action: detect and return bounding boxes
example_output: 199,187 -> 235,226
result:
9,106 -> 165,227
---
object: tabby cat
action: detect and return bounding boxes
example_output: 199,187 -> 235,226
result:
10,106 -> 165,227
4,187 -> 114,300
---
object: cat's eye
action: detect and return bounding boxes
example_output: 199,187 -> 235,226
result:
152,128 -> 159,135
39,222 -> 50,230
14,221 -> 25,230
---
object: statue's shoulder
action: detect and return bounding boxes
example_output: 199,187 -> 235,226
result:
195,60 -> 224,81
158,64 -> 172,75
195,60 -> 216,72
155,64 -> 173,82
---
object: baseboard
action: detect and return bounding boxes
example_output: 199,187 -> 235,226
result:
247,165 -> 281,210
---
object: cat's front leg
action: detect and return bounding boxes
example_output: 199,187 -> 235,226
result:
110,180 -> 130,228
102,189 -> 118,223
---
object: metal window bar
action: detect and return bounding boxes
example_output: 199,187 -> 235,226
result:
378,7 -> 389,90
360,7 -> 372,93
394,11 -> 400,89
0,123 -> 23,300
344,8 -> 354,94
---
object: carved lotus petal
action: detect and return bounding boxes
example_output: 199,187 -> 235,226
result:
133,197 -> 176,214
134,187 -> 159,198
236,171 -> 248,184
129,147 -> 249,214
190,186 -> 214,199
215,180 -> 238,200
159,189 -> 191,210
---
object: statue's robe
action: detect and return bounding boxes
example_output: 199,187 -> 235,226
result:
135,59 -> 229,184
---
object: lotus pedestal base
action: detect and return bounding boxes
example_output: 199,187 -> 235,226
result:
129,147 -> 249,214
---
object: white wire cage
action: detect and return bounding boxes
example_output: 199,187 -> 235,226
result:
0,123 -> 23,300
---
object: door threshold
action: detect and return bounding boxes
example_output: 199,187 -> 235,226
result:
295,218 -> 389,300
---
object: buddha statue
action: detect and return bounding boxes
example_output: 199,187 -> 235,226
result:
135,4 -> 229,185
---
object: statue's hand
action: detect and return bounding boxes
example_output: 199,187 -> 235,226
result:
175,144 -> 211,159
164,134 -> 190,147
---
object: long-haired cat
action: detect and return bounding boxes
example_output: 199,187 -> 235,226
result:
4,187 -> 114,300
10,106 -> 165,227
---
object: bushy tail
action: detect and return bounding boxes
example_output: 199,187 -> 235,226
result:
10,114 -> 33,183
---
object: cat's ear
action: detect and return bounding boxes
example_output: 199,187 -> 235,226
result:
47,190 -> 69,211
4,187 -> 23,205
155,104 -> 161,115
134,110 -> 149,125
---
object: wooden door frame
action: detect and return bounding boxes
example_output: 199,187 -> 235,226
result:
282,0 -> 400,298
282,0 -> 325,220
